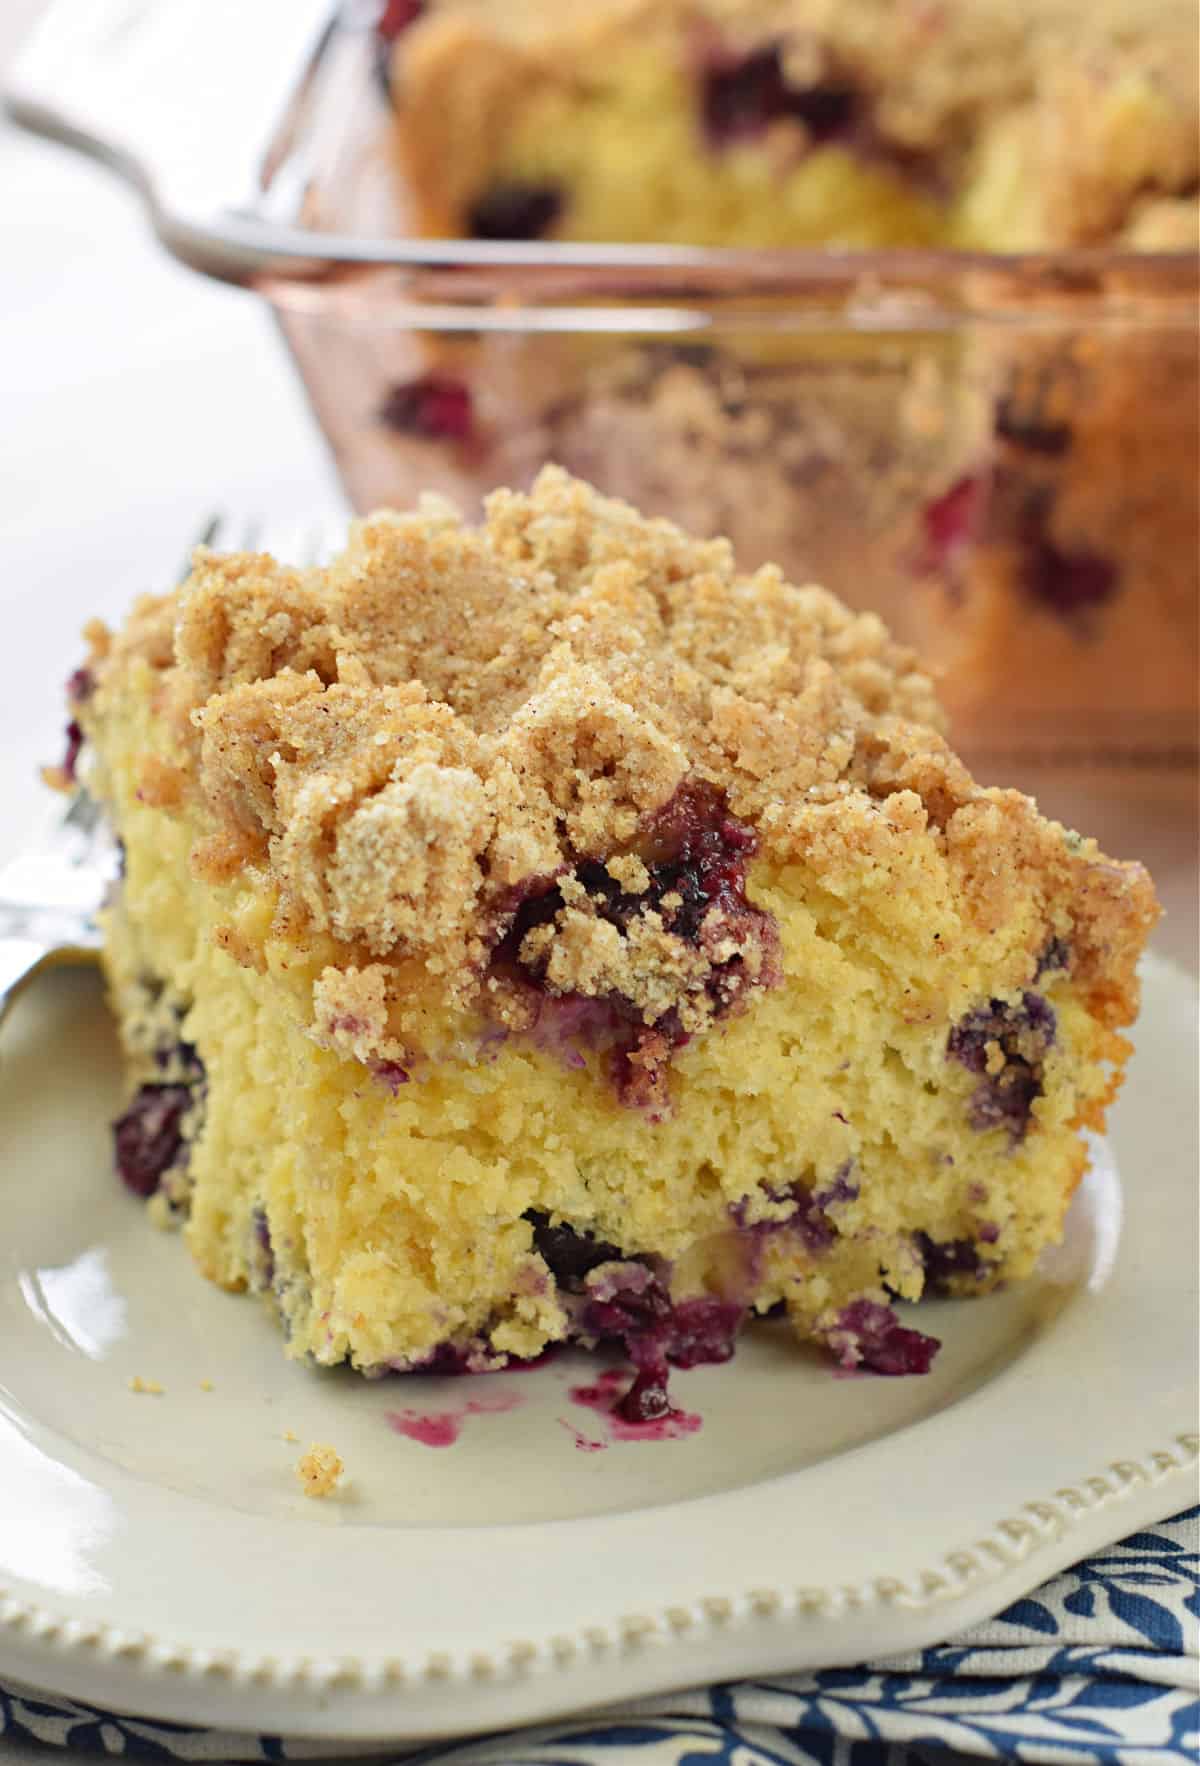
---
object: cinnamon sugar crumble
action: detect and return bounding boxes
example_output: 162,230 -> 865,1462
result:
82,467 -> 1156,1072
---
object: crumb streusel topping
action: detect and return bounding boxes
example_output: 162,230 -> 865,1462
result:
83,467 -> 1153,1066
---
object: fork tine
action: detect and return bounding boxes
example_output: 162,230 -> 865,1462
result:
22,792 -> 112,878
177,513 -> 271,581
61,791 -> 103,841
177,512 -> 223,582
187,513 -> 348,572
1,503 -> 355,1029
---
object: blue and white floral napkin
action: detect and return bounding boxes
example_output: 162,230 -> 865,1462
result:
4,1507 -> 1196,1765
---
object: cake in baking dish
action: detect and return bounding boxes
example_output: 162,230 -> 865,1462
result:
359,0 -> 1199,759
382,0 -> 1198,250
66,469 -> 1158,1417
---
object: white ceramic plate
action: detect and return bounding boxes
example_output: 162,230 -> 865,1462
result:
0,954 -> 1196,1744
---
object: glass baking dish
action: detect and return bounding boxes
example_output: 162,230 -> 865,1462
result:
249,10 -> 1198,762
29,1 -> 1200,762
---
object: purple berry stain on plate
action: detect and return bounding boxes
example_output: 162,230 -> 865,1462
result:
559,1419 -> 607,1454
385,1386 -> 524,1448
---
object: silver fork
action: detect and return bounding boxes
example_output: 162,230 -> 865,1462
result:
0,513 -> 341,1032
0,792 -> 115,1025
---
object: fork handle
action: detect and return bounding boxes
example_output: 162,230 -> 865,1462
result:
4,0 -> 333,284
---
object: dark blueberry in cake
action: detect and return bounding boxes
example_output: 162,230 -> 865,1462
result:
372,1059 -> 411,1094
1020,992 -> 1056,1040
372,0 -> 424,97
377,0 -> 424,37
534,994 -> 632,1070
995,396 -> 1072,457
378,375 -> 474,442
733,1166 -> 856,1253
581,1267 -> 672,1344
785,82 -> 858,142
1022,536 -> 1117,618
66,666 -> 94,706
921,473 -> 984,577
794,1188 -> 839,1253
701,45 -> 857,148
525,1211 -> 624,1290
492,782 -> 779,1110
60,721 -> 84,786
154,1037 -> 204,1083
813,1165 -> 859,1210
916,1232 -> 990,1290
737,1183 -> 836,1252
113,1084 -> 193,1198
987,470 -> 1118,622
574,1261 -> 743,1416
831,1299 -> 940,1375
948,993 -> 1056,1073
660,1296 -> 743,1368
503,784 -> 769,978
467,182 -> 563,240
1035,936 -> 1071,978
967,1065 -> 1040,1138
249,1205 -> 275,1291
55,663 -> 95,782
631,786 -> 774,984
948,992 -> 1056,1142
414,1343 -> 477,1375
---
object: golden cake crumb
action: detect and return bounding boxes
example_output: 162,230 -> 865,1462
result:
128,1376 -> 164,1395
296,1443 -> 344,1498
199,1379 -> 214,1391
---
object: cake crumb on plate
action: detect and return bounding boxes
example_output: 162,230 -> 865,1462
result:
128,1376 -> 164,1395
297,1443 -> 344,1498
